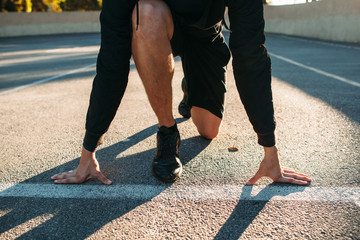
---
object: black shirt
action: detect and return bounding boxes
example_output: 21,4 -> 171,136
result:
165,0 -> 209,23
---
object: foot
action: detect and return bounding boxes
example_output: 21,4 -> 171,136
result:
51,147 -> 112,185
152,124 -> 182,182
246,146 -> 312,185
178,78 -> 191,118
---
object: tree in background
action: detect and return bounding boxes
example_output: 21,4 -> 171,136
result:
62,0 -> 101,11
31,0 -> 66,11
31,0 -> 48,11
1,0 -> 102,12
1,0 -> 31,12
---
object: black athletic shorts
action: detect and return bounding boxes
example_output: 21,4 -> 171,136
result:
169,11 -> 231,119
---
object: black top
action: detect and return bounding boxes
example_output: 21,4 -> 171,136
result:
165,0 -> 209,24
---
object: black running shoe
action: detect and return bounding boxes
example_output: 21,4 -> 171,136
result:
152,125 -> 182,182
178,78 -> 191,119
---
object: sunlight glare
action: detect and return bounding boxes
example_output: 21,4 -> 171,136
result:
270,0 -> 308,5
0,213 -> 56,239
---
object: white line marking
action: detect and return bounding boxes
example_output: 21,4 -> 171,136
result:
1,53 -> 91,67
279,35 -> 360,51
0,46 -> 100,57
0,184 -> 359,206
0,58 -> 136,96
269,52 -> 360,88
0,63 -> 96,96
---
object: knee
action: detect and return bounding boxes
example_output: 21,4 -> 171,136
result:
132,0 -> 173,41
198,126 -> 219,140
191,106 -> 222,140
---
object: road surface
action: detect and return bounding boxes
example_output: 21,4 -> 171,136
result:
0,32 -> 359,239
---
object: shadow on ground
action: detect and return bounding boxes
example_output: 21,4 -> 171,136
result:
272,68 -> 360,124
227,32 -> 359,124
0,33 -> 318,238
0,118 -> 214,239
0,117 -> 307,239
214,184 -> 306,239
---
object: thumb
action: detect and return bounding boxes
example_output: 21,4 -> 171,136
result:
97,172 -> 112,185
246,172 -> 262,185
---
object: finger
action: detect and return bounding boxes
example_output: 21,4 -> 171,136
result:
282,167 -> 296,172
283,168 -> 309,177
276,176 -> 309,185
282,168 -> 295,174
54,177 -> 82,184
246,171 -> 263,185
96,172 -> 112,185
51,171 -> 75,180
283,172 -> 312,182
51,173 -> 63,180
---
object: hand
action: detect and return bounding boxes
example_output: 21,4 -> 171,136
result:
51,147 -> 112,185
246,146 -> 311,185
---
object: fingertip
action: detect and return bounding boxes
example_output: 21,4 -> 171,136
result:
245,179 -> 254,185
299,180 -> 310,185
303,177 -> 312,182
100,177 -> 112,185
246,174 -> 261,185
54,179 -> 66,184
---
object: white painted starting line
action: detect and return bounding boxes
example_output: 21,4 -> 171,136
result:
0,184 -> 359,206
269,52 -> 360,88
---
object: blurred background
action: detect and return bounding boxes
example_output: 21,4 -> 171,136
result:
0,0 -> 321,12
0,0 -> 103,12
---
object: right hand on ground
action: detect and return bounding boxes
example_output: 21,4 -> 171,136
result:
50,147 -> 112,185
245,146 -> 312,186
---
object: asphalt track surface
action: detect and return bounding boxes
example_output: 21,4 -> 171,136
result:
0,32 -> 359,239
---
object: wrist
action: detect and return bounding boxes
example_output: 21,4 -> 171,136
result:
81,146 -> 96,159
263,145 -> 278,158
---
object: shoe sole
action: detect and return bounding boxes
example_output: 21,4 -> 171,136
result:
152,164 -> 183,183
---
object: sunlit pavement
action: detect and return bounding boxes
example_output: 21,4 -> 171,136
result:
0,32 -> 359,239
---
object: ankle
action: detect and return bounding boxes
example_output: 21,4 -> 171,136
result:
160,122 -> 177,130
158,119 -> 176,129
